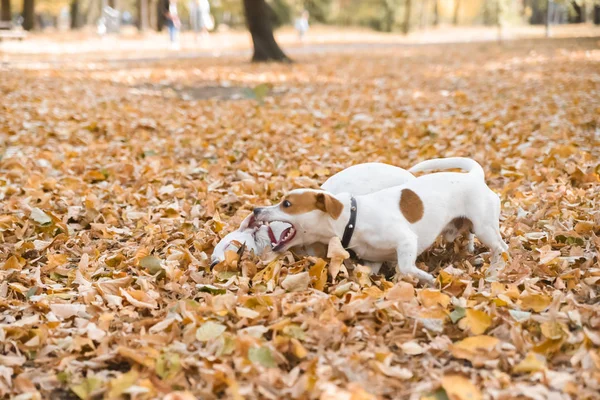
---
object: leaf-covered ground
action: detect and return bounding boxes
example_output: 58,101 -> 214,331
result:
1,37 -> 599,400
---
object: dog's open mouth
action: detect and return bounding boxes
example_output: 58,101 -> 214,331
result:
252,217 -> 296,251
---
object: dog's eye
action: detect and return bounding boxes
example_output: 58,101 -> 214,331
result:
282,200 -> 291,208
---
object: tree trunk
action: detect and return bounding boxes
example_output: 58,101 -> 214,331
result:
70,0 -> 82,28
243,0 -> 290,63
545,0 -> 552,37
108,0 -> 118,8
22,0 -> 35,30
419,0 -> 428,29
157,0 -> 165,31
496,0 -> 502,41
137,0 -> 148,30
433,0 -> 439,26
570,0 -> 583,23
1,0 -> 11,22
402,0 -> 412,34
453,0 -> 460,25
595,4 -> 600,25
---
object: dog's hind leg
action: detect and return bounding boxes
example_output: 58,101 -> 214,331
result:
395,233 -> 434,283
466,232 -> 475,253
472,223 -> 508,264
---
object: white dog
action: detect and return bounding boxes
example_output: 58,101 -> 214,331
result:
252,158 -> 508,283
210,163 -> 415,267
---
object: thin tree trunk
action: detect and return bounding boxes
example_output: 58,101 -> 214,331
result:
83,0 -> 95,25
243,0 -> 290,62
1,0 -> 11,22
157,0 -> 165,31
402,0 -> 412,34
70,0 -> 81,28
496,0 -> 502,41
419,0 -> 428,29
453,0 -> 460,25
137,0 -> 148,30
22,0 -> 35,30
382,1 -> 394,32
546,0 -> 552,37
433,0 -> 439,26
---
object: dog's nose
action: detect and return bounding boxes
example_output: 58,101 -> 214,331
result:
253,207 -> 263,217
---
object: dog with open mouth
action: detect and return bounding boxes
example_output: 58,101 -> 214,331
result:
210,162 -> 415,268
252,157 -> 508,283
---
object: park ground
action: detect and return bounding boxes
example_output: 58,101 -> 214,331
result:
0,29 -> 599,399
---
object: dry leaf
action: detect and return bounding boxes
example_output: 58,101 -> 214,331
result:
281,272 -> 310,292
458,309 -> 492,335
441,375 -> 482,400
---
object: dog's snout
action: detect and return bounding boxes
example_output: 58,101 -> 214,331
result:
253,207 -> 264,217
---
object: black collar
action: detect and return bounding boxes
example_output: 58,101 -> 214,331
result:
341,197 -> 358,258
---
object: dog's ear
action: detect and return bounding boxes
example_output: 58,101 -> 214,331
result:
315,192 -> 343,219
239,213 -> 253,230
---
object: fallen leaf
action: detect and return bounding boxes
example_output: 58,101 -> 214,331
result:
441,374 -> 482,400
513,352 -> 547,374
419,289 -> 451,308
248,346 -> 277,368
520,293 -> 552,312
281,272 -> 310,292
30,207 -> 52,226
458,309 -> 492,335
196,321 -> 227,342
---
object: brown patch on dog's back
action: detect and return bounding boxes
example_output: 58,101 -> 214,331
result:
400,189 -> 424,223
281,191 -> 343,219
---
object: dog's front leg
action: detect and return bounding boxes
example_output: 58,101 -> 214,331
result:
361,261 -> 383,275
395,232 -> 434,284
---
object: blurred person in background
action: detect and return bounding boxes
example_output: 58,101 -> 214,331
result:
190,0 -> 212,42
295,9 -> 309,42
164,0 -> 181,49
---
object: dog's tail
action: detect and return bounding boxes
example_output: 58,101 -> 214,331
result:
409,157 -> 484,179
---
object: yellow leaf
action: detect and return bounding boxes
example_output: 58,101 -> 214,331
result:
520,293 -> 552,312
286,169 -> 301,179
441,374 -> 482,400
107,370 -> 139,399
450,336 -> 500,366
574,221 -> 594,234
458,309 -> 492,335
419,289 -> 450,308
309,258 -> 328,291
291,338 -> 308,358
540,321 -> 566,340
46,254 -> 69,270
84,170 -> 107,182
2,255 -> 24,271
513,352 -> 546,374
386,281 -> 415,302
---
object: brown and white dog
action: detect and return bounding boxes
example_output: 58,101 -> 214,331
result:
252,157 -> 507,283
210,163 -> 416,267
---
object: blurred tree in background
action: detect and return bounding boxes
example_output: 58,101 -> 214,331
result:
1,0 -> 598,31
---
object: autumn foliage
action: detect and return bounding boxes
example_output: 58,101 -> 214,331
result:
0,37 -> 599,399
